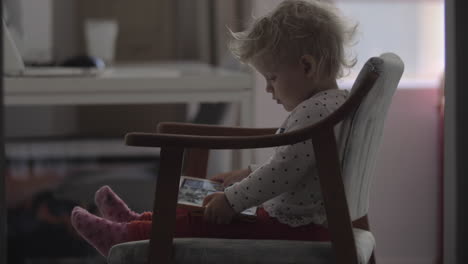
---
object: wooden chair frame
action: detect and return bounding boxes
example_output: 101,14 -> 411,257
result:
125,65 -> 380,264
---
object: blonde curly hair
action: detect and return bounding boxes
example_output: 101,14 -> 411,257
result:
229,0 -> 357,80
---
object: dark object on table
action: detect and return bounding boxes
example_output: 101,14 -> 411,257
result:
61,55 -> 105,69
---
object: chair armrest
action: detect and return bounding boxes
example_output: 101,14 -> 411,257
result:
157,122 -> 277,136
156,123 -> 277,177
126,130 -> 309,149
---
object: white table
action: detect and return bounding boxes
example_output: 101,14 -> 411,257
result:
4,62 -> 255,169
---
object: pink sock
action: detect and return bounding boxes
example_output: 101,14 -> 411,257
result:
71,206 -> 131,257
94,185 -> 141,222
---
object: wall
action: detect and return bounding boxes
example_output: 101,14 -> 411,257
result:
52,0 -> 80,62
15,0 -> 53,63
370,87 -> 440,264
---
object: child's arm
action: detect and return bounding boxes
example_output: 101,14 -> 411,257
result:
210,168 -> 251,187
224,143 -> 315,213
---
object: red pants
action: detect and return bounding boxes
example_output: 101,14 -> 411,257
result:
128,208 -> 330,242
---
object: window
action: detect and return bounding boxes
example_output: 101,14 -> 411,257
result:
335,1 -> 445,80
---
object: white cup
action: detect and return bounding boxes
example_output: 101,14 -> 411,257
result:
85,19 -> 119,63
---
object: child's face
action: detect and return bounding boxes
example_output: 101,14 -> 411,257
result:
251,57 -> 316,112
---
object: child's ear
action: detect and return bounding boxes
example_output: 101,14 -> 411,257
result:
300,55 -> 316,78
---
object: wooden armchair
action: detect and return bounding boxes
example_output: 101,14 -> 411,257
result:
107,53 -> 404,264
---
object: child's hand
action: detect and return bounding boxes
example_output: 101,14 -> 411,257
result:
210,172 -> 230,183
202,192 -> 235,224
210,168 -> 251,188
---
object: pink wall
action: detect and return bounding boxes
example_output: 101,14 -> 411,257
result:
370,88 -> 440,264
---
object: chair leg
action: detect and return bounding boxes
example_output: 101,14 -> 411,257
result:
148,147 -> 184,264
312,129 -> 359,264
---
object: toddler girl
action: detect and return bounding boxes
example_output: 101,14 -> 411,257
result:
71,0 -> 357,257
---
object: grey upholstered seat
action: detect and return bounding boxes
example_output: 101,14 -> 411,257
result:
109,228 -> 374,264
108,53 -> 404,264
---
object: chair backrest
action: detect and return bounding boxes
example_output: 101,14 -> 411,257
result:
338,53 -> 404,220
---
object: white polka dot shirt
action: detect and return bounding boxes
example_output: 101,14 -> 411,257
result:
224,89 -> 349,227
